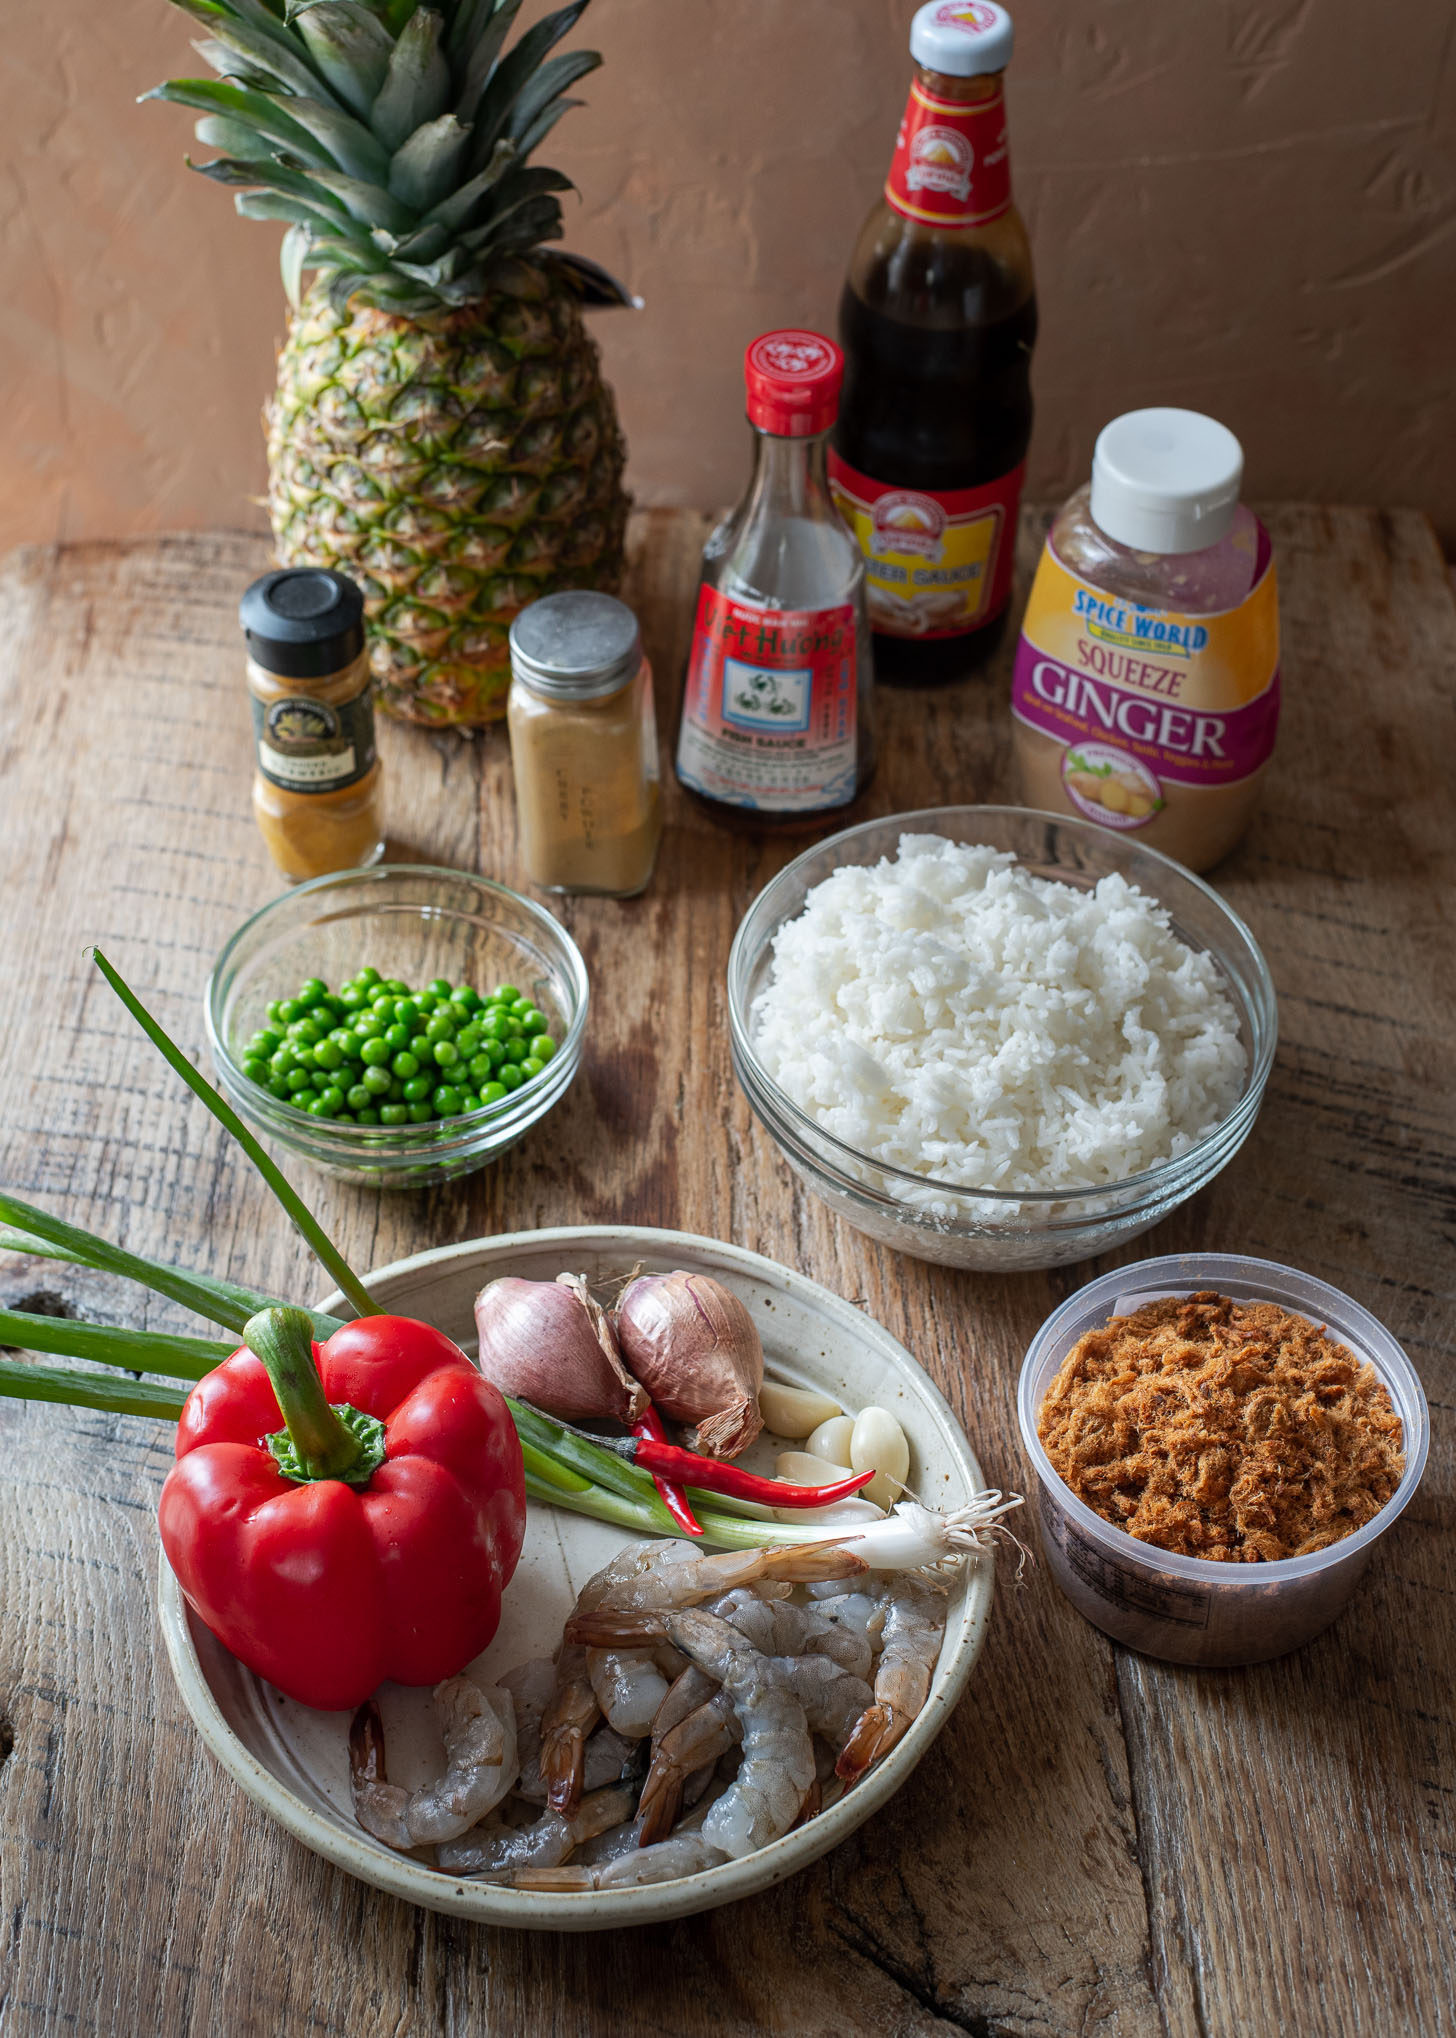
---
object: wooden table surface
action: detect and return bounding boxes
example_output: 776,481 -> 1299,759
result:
0,506 -> 1452,2038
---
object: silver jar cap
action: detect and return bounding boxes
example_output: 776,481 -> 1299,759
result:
509,592 -> 643,700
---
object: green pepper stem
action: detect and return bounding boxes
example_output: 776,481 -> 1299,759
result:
244,1307 -> 380,1484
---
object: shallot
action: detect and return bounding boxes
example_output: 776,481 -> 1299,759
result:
615,1271 -> 764,1458
475,1274 -> 647,1423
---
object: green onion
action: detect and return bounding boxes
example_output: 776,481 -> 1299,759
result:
0,1309 -> 231,1379
0,1194 -> 346,1339
0,1356 -> 189,1421
91,949 -> 378,1323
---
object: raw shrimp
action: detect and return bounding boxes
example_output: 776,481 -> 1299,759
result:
580,1537 -> 866,1617
585,1646 -> 671,1737
350,1679 -> 518,1850
537,1643 -> 601,1816
804,1584 -> 890,1651
509,1830 -> 729,1891
663,1610 -> 816,1860
704,1587 -> 875,1680
836,1575 -> 947,1784
637,1687 -> 739,1845
436,1784 -> 637,1878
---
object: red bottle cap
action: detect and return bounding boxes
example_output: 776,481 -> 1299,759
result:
744,330 -> 844,437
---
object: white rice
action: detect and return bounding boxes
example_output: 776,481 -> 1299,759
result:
750,835 -> 1247,1197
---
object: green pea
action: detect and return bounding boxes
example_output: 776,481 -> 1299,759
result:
265,1001 -> 284,1025
359,1037 -> 391,1067
269,1047 -> 297,1075
485,1039 -> 508,1067
356,966 -> 381,988
519,1009 -> 547,1037
291,1087 -> 318,1108
494,983 -> 520,1003
392,1050 -> 420,1080
457,1091 -> 482,1113
427,978 -> 452,998
379,1103 -> 409,1126
468,1053 -> 493,1086
277,999 -> 303,1025
394,998 -> 419,1029
248,1028 -> 281,1057
353,1013 -> 386,1040
455,1025 -> 482,1057
344,1081 -> 370,1108
535,1036 -> 558,1063
339,985 -> 366,1012
371,994 -> 397,1021
354,1106 -> 380,1125
285,1068 -> 313,1094
504,1035 -> 528,1062
362,1065 -> 393,1096
317,1084 -> 345,1111
432,1084 -> 462,1115
314,1039 -> 343,1072
499,1064 -> 524,1090
335,1110 -> 355,1124
299,976 -> 327,1000
294,1046 -> 319,1071
451,985 -> 481,1012
387,1076 -> 406,1100
482,1012 -> 510,1042
407,1100 -> 434,1124
416,992 -> 438,1014
336,1031 -> 365,1062
402,1074 -> 432,1102
481,1080 -> 506,1105
267,1074 -> 292,1100
521,1057 -> 544,1079
242,1056 -> 268,1083
384,977 -> 409,996
384,1023 -> 411,1054
432,1039 -> 459,1068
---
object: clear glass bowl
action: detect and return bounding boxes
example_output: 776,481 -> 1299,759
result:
1017,1254 -> 1430,1665
206,865 -> 588,1189
727,806 -> 1277,1270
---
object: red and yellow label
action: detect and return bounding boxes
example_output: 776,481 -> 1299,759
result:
884,80 -> 1012,229
829,453 -> 1024,639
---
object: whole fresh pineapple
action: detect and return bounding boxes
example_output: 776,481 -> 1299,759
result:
150,0 -> 629,725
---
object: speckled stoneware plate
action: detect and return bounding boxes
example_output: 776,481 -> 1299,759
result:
157,1227 -> 996,1930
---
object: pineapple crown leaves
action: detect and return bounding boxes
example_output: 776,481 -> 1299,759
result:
144,0 -> 601,316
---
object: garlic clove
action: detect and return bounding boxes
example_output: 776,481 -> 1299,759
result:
806,1414 -> 856,1466
849,1406 -> 911,1511
757,1380 -> 843,1440
774,1450 -> 856,1487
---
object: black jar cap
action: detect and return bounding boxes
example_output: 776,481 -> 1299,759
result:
240,568 -> 366,678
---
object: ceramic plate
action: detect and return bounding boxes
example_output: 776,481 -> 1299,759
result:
157,1227 -> 996,1930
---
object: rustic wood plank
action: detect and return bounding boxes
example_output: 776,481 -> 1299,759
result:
0,505 -> 1450,2037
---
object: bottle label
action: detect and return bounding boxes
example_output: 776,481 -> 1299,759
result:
676,587 -> 858,813
884,77 -> 1012,229
251,687 -> 377,794
1011,526 -> 1280,828
829,453 -> 1024,640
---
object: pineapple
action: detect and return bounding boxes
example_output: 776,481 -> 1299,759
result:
150,0 -> 629,726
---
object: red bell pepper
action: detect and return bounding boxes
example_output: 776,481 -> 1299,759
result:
160,1307 -> 525,1711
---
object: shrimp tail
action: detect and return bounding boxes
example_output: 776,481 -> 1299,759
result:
540,1725 -> 589,1815
349,1698 -> 388,1787
565,1608 -> 668,1649
835,1702 -> 906,1784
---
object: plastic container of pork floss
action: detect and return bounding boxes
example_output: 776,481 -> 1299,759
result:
1017,1254 -> 1429,1666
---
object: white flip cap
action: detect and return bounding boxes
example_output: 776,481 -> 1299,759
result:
910,1 -> 1014,76
1090,409 -> 1245,556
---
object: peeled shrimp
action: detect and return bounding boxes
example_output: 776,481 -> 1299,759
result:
350,1679 -> 518,1850
836,1575 -> 947,1784
704,1587 -> 875,1680
662,1610 -> 816,1860
436,1784 -> 637,1878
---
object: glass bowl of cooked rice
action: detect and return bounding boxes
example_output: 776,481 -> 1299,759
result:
727,806 -> 1277,1271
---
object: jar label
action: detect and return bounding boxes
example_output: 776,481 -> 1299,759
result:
829,453 -> 1024,639
676,587 -> 858,813
884,79 -> 1013,228
251,688 -> 377,794
1011,526 -> 1279,828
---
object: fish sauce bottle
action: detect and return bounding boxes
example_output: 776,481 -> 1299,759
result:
831,0 -> 1036,684
675,330 -> 875,827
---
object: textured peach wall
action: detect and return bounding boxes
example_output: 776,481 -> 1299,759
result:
3,0 -> 1454,551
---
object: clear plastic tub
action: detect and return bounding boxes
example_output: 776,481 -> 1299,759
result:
1017,1254 -> 1430,1666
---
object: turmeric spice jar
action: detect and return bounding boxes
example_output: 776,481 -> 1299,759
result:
507,592 -> 661,897
241,568 -> 385,882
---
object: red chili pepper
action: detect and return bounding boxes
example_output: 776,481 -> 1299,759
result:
632,1402 -> 703,1537
542,1411 -> 875,1510
159,1307 -> 525,1711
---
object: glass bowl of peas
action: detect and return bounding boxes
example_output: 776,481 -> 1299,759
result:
205,864 -> 589,1187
